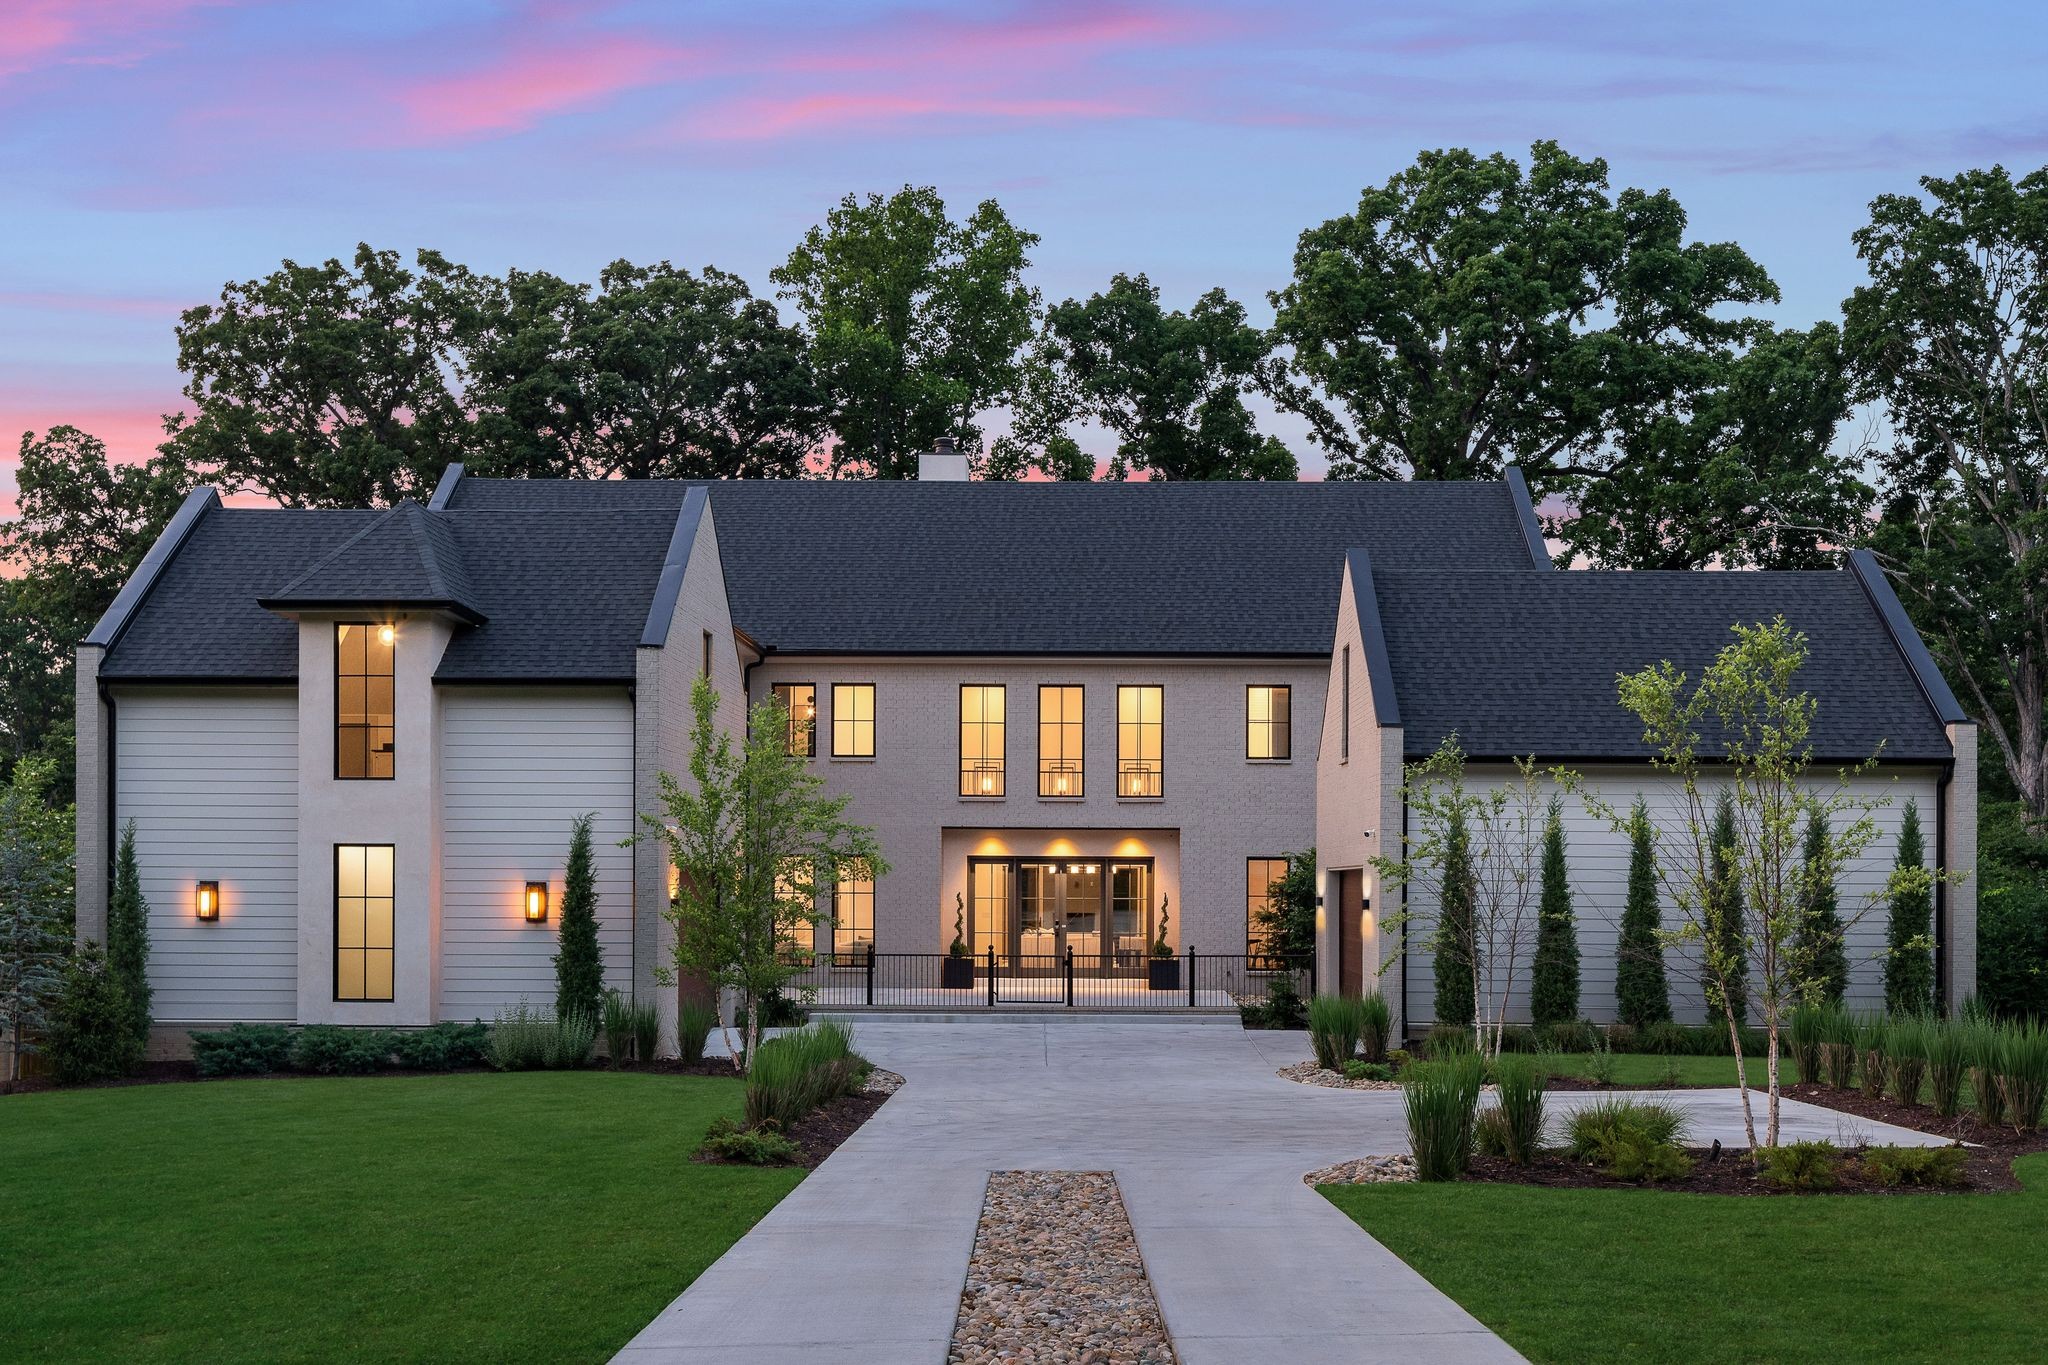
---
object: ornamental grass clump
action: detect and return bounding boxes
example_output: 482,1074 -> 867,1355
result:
1566,1097 -> 1692,1183
1358,991 -> 1393,1064
487,1000 -> 595,1071
1819,1005 -> 1858,1089
1788,1002 -> 1826,1086
1885,1015 -> 1929,1105
1404,1052 -> 1485,1182
1966,1019 -> 2007,1128
741,1021 -> 868,1131
1924,1017 -> 1968,1118
1993,1020 -> 2048,1132
1858,1015 -> 1891,1100
1424,1023 -> 1476,1059
1490,1053 -> 1548,1164
1308,994 -> 1365,1070
678,999 -> 718,1065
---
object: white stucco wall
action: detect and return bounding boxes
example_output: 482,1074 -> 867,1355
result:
111,687 -> 300,1023
1400,764 -> 1947,1029
439,687 -> 636,1020
748,657 -> 1327,961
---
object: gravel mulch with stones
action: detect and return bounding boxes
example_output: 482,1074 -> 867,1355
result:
863,1067 -> 905,1095
948,1171 -> 1177,1365
1276,1061 -> 1403,1092
1304,1154 -> 1416,1186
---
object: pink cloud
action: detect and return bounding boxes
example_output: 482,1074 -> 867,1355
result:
694,89 -> 1152,141
778,1 -> 1203,74
0,0 -> 221,83
0,289 -> 189,321
387,35 -> 697,144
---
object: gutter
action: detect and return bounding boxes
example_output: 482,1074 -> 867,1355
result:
83,487 -> 219,653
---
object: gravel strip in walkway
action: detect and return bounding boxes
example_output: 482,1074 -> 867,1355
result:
948,1171 -> 1176,1365
1276,1060 -> 1402,1091
1303,1154 -> 1417,1186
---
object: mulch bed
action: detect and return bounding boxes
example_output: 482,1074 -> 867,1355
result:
1545,1073 -> 1736,1092
777,1087 -> 893,1169
1775,1082 -> 2048,1159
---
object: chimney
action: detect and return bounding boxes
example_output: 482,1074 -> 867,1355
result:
917,436 -> 970,482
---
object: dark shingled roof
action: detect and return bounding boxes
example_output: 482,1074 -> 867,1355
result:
99,508 -> 382,680
1371,570 -> 1956,762
445,477 -> 1540,656
261,500 -> 485,623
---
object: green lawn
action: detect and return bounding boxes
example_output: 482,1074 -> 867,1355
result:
1326,1153 -> 2048,1365
0,1072 -> 802,1364
1546,1051 -> 1772,1087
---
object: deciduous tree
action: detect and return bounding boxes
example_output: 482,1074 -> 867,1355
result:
773,187 -> 1038,478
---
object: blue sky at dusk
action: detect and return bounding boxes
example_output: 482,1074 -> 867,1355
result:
3,0 -> 2045,502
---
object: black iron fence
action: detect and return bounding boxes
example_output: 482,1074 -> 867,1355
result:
776,947 -> 1314,1011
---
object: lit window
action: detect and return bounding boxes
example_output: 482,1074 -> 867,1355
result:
1038,685 -> 1084,796
335,844 -> 395,1002
1247,685 -> 1291,760
960,685 -> 1005,796
776,859 -> 815,951
335,622 -> 395,779
832,684 -> 875,758
834,873 -> 874,954
1246,856 -> 1290,961
773,683 -> 816,757
1117,685 -> 1163,797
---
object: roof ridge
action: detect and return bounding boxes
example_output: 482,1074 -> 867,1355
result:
267,502 -> 411,600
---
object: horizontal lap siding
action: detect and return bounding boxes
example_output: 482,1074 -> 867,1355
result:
1404,767 -> 1941,1029
115,690 -> 299,1022
440,691 -> 634,1020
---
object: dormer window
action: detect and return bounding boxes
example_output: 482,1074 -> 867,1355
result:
336,622 -> 395,779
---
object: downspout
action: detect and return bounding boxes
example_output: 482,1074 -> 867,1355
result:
1399,792 -> 1411,1044
1935,757 -> 1951,1010
101,680 -> 118,903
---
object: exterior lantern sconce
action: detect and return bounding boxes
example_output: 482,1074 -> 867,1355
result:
195,880 -> 220,921
524,882 -> 549,923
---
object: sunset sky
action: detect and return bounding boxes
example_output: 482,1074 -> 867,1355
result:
3,0 -> 2045,502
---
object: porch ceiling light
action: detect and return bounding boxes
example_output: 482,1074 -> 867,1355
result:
524,882 -> 549,923
195,880 -> 220,921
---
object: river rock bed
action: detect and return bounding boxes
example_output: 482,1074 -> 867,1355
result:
947,1170 -> 1176,1365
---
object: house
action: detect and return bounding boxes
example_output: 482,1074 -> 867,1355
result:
74,446 -> 1976,1051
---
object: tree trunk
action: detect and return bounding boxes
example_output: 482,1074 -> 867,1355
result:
1725,1004 -> 1760,1160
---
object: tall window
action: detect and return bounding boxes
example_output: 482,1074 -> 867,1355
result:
1038,685 -> 1084,796
1247,685 -> 1291,760
773,683 -> 815,757
833,873 -> 875,954
832,684 -> 875,758
335,844 -> 395,1002
1340,646 -> 1351,761
960,685 -> 1005,796
1246,856 -> 1290,960
1117,685 -> 1163,797
335,622 -> 395,779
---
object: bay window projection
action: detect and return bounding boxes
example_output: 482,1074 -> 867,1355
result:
1246,856 -> 1290,961
1038,685 -> 1084,796
832,683 -> 876,758
833,873 -> 875,954
335,622 -> 395,779
1247,685 -> 1291,760
1117,685 -> 1163,797
773,683 -> 816,757
334,844 -> 395,1002
960,684 -> 1005,796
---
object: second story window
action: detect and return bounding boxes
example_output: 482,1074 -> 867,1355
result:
1117,685 -> 1163,797
832,684 -> 875,758
773,683 -> 815,757
1038,685 -> 1083,797
1247,685 -> 1291,760
335,622 -> 395,780
960,684 -> 1005,796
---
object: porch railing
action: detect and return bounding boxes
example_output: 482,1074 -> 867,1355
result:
775,946 -> 1313,1011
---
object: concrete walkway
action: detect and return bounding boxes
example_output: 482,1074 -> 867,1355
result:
617,1019 -> 1949,1365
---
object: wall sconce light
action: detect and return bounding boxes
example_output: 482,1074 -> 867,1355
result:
377,623 -> 396,647
195,880 -> 220,921
524,881 -> 549,923
668,864 -> 681,901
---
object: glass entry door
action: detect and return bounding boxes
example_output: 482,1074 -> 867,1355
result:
969,856 -> 1154,971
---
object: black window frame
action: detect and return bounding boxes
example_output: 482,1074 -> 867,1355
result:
772,682 -> 816,758
1246,684 -> 1292,761
1245,855 -> 1291,961
1116,683 -> 1164,799
959,683 -> 1006,797
1037,683 -> 1085,797
333,842 -> 396,1003
831,682 -> 877,759
333,621 -> 396,781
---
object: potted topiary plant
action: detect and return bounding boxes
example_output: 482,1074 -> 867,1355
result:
942,893 -> 974,989
1147,896 -> 1180,991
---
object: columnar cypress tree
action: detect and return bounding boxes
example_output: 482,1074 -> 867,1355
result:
1530,799 -> 1580,1030
553,814 -> 605,1025
1791,809 -> 1848,1005
1884,801 -> 1936,1016
1433,807 -> 1477,1029
106,821 -> 153,1053
1705,792 -> 1749,1028
1615,798 -> 1672,1027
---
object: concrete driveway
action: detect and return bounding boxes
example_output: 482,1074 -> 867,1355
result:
617,1017 -> 1947,1365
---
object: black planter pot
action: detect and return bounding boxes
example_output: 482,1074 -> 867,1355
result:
941,955 -> 975,989
1147,957 -> 1181,991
